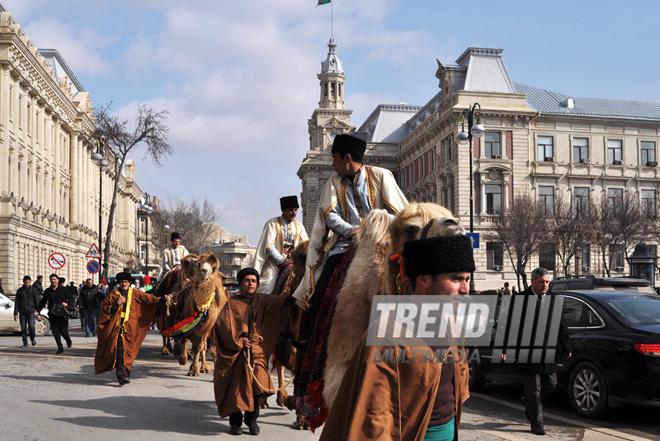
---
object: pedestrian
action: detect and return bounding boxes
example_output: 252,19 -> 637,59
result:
13,275 -> 41,348
518,268 -> 572,436
319,234 -> 474,441
212,267 -> 296,435
94,272 -> 164,385
77,278 -> 102,337
252,195 -> 308,294
502,282 -> 512,296
162,232 -> 189,275
37,274 -> 75,354
512,286 -> 518,295
33,275 -> 44,297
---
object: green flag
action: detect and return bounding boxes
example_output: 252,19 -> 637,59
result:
317,0 -> 331,6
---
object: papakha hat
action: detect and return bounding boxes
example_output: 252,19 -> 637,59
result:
171,232 -> 181,241
403,235 -> 475,278
280,195 -> 299,211
116,272 -> 133,283
331,134 -> 366,162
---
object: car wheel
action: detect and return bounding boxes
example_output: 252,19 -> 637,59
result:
469,359 -> 486,391
35,317 -> 50,336
568,361 -> 609,418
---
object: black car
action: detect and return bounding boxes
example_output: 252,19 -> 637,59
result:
470,291 -> 660,418
548,274 -> 655,295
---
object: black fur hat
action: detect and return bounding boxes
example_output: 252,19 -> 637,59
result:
280,196 -> 299,211
331,134 -> 366,162
403,235 -> 475,278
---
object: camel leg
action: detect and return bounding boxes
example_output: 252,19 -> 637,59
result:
161,335 -> 170,355
199,338 -> 210,373
166,337 -> 173,354
178,339 -> 189,366
293,397 -> 309,430
276,365 -> 287,407
187,342 -> 201,376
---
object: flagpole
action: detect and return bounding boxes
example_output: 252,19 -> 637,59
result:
331,0 -> 334,38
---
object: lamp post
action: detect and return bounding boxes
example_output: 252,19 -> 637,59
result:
457,103 -> 485,293
91,137 -> 109,284
138,200 -> 153,275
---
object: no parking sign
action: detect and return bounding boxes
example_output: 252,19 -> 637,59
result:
87,260 -> 100,274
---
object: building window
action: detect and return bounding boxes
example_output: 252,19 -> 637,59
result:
609,244 -> 625,271
607,188 -> 623,209
537,136 -> 553,161
641,141 -> 656,165
539,242 -> 555,271
538,186 -> 554,215
485,184 -> 502,214
573,137 -> 589,163
486,242 -> 504,270
447,137 -> 453,162
574,187 -> 589,214
484,132 -> 501,158
642,189 -> 656,218
607,139 -> 622,164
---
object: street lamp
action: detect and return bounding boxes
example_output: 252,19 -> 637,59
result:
138,200 -> 153,275
92,136 -> 109,284
457,103 -> 485,293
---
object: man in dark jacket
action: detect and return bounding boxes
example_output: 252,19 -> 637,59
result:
38,274 -> 75,354
78,278 -> 102,337
518,267 -> 572,436
14,275 -> 41,348
33,275 -> 44,297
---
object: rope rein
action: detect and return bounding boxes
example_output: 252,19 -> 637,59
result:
243,335 -> 294,393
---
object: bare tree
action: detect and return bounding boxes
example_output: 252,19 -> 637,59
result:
92,103 -> 171,279
488,194 -> 548,290
151,197 -> 219,256
589,190 -> 644,276
547,191 -> 593,276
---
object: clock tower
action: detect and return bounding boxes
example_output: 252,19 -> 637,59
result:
298,38 -> 355,233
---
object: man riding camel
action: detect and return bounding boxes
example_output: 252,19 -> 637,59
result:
162,232 -> 189,275
252,195 -> 308,294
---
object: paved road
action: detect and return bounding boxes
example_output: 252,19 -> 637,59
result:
1,326 -> 658,440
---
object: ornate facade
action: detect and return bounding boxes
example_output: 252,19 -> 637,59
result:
0,10 -> 145,291
299,44 -> 660,290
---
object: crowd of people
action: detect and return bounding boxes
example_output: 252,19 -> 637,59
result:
6,134 -> 571,439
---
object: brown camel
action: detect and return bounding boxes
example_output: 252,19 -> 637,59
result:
177,252 -> 228,376
157,254 -> 198,355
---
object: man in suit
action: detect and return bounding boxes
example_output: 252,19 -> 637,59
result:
519,267 -> 572,436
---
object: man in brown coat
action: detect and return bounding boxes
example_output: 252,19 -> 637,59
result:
320,234 -> 475,441
94,272 -> 163,385
212,267 -> 295,435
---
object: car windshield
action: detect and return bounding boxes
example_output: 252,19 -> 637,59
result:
604,296 -> 660,325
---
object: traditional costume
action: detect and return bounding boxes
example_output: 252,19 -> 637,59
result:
319,235 -> 475,440
293,134 -> 408,308
212,268 -> 295,435
252,196 -> 308,294
94,272 -> 162,384
162,232 -> 189,274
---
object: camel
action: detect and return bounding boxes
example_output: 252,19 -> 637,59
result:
171,252 -> 228,376
156,254 -> 198,355
323,203 -> 466,411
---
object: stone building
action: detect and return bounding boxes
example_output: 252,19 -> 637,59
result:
203,224 -> 255,280
0,10 -> 146,291
298,44 -> 660,290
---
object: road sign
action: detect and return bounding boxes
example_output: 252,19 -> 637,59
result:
87,260 -> 100,274
86,243 -> 102,259
48,252 -> 66,270
466,232 -> 480,249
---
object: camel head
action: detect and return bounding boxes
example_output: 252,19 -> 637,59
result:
196,252 -> 221,281
419,216 -> 465,239
389,202 -> 454,253
181,254 -> 199,280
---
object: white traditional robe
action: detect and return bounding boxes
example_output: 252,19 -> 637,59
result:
293,165 -> 408,307
252,216 -> 308,294
162,244 -> 189,274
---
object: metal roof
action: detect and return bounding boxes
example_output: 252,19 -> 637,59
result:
514,82 -> 660,121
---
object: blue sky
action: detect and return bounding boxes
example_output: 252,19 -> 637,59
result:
3,0 -> 660,244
